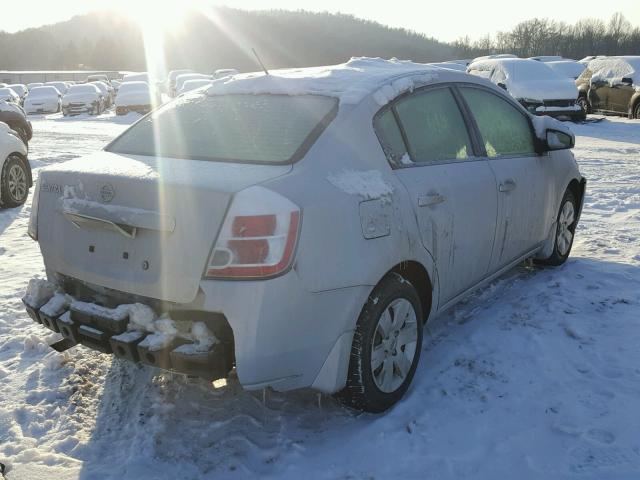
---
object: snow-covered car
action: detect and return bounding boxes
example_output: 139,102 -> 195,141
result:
530,55 -> 566,62
115,81 -> 155,115
178,78 -> 212,94
24,58 -> 585,412
427,62 -> 467,72
91,81 -> 114,108
167,69 -> 193,96
0,121 -> 31,208
86,74 -> 110,84
61,84 -> 104,116
27,82 -> 43,91
213,68 -> 239,79
24,86 -> 62,114
7,84 -> 28,104
546,60 -> 586,80
44,81 -> 69,95
472,54 -> 518,63
0,88 -> 21,104
0,100 -> 32,145
467,58 -> 583,120
175,73 -> 211,96
575,56 -> 640,119
122,73 -> 150,84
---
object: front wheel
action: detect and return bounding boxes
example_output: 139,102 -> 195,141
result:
337,273 -> 423,413
577,96 -> 590,116
536,189 -> 578,266
1,155 -> 30,208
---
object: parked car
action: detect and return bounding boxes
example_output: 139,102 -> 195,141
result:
0,101 -> 32,145
0,120 -> 31,208
24,59 -> 585,412
24,86 -> 62,114
7,84 -> 28,104
115,81 -> 155,115
0,88 -> 21,104
92,81 -> 114,108
530,55 -> 566,62
27,82 -> 43,91
86,74 -> 110,84
467,58 -> 583,120
167,69 -> 193,96
472,54 -> 518,63
427,62 -> 467,72
213,68 -> 239,79
575,56 -> 640,118
122,73 -> 150,84
44,81 -> 69,95
61,84 -> 104,116
546,60 -> 586,80
178,78 -> 212,94
175,73 -> 211,96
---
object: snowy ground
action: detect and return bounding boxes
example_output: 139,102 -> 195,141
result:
1,113 -> 639,479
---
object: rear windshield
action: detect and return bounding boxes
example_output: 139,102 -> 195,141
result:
106,93 -> 338,164
69,85 -> 97,94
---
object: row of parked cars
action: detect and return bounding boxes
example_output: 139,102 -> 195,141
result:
431,54 -> 640,121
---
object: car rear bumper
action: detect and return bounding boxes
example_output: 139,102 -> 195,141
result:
116,104 -> 151,115
25,270 -> 369,392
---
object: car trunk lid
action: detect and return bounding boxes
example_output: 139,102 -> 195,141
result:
37,151 -> 291,303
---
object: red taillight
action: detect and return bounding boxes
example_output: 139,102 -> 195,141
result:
205,187 -> 301,279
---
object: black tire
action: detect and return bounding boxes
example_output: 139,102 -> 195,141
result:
577,96 -> 590,116
633,102 -> 640,120
535,189 -> 578,266
1,155 -> 30,208
337,273 -> 423,413
13,127 -> 29,146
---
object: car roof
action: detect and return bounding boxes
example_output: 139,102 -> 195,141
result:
205,57 -> 479,107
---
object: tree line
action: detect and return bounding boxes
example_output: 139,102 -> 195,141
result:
454,13 -> 639,60
0,9 -> 637,74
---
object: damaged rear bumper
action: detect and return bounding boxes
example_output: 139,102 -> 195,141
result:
22,296 -> 234,381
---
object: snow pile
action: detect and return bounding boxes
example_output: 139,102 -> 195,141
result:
40,292 -> 73,317
174,322 -> 218,355
137,314 -> 179,351
327,169 -> 394,200
22,277 -> 56,308
588,57 -> 639,86
371,73 -> 434,106
207,57 -> 441,105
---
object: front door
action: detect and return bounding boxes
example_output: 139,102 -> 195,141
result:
374,85 -> 498,304
458,86 -> 552,270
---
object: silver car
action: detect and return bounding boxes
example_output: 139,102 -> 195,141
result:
24,59 -> 585,412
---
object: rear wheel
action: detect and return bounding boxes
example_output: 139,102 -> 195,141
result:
337,273 -> 423,413
536,189 -> 578,266
633,102 -> 640,120
1,155 -> 29,208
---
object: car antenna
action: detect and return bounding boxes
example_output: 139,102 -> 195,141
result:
252,48 -> 270,76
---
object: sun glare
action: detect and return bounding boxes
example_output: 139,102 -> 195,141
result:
116,0 -> 203,34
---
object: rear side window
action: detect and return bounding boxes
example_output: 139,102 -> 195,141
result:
373,109 -> 408,166
395,87 -> 473,164
107,93 -> 338,164
460,87 -> 535,157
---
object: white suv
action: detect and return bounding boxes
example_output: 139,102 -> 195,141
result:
24,58 -> 585,412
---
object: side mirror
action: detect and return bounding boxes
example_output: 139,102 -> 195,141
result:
545,129 -> 574,151
620,77 -> 633,86
497,82 -> 507,90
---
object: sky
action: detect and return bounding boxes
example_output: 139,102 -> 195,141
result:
2,0 -> 639,42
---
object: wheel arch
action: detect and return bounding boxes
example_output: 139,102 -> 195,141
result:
386,260 -> 434,324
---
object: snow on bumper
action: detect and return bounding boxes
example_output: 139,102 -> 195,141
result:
23,271 -> 370,393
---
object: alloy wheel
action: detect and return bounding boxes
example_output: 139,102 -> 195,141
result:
7,163 -> 27,203
557,200 -> 575,256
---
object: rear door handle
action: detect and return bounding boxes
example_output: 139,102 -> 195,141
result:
499,180 -> 517,193
418,193 -> 446,207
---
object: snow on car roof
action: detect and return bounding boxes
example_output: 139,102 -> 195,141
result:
468,58 -> 562,81
206,57 -> 448,106
588,56 -> 640,80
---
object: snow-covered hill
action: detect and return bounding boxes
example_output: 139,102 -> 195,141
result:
1,113 -> 639,479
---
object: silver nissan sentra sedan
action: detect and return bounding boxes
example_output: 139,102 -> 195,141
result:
24,58 -> 585,412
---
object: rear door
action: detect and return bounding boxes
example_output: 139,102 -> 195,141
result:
458,85 -> 553,271
608,82 -> 634,114
374,85 -> 498,305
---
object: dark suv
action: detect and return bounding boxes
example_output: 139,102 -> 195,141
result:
576,56 -> 640,118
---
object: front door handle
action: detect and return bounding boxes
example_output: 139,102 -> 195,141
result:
499,180 -> 517,193
418,193 -> 446,207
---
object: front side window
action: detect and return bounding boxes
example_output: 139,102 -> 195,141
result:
460,87 -> 536,157
107,93 -> 338,164
394,87 -> 473,164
